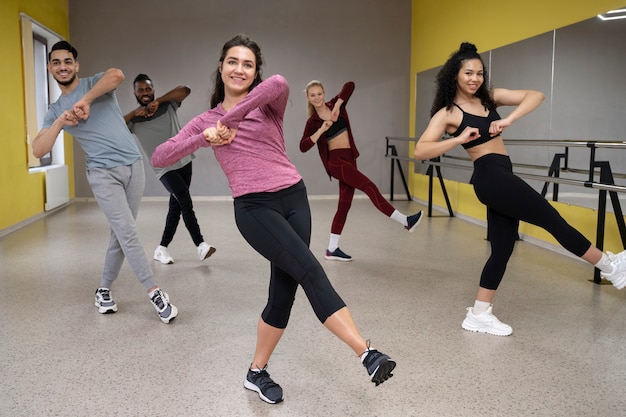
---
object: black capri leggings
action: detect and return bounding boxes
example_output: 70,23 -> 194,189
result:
471,154 -> 592,290
233,180 -> 346,328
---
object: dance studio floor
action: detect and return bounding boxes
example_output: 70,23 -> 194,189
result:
1,197 -> 625,417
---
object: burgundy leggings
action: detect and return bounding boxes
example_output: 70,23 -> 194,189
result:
327,148 -> 395,234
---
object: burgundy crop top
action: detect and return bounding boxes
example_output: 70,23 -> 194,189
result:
449,103 -> 502,149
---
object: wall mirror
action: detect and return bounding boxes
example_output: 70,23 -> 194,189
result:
414,11 -> 626,211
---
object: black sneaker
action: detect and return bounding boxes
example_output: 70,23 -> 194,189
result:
244,366 -> 284,404
94,288 -> 117,314
405,211 -> 423,232
150,289 -> 178,324
325,247 -> 353,262
362,347 -> 396,386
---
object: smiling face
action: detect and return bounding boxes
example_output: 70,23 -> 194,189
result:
134,80 -> 155,105
220,45 -> 257,98
456,58 -> 484,96
48,49 -> 79,87
306,85 -> 325,109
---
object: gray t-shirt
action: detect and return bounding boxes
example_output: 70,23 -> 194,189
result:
43,72 -> 141,169
128,101 -> 194,179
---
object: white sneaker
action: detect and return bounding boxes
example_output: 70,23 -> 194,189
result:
154,245 -> 174,264
94,288 -> 117,314
461,306 -> 512,336
601,250 -> 626,289
197,242 -> 216,261
150,289 -> 178,324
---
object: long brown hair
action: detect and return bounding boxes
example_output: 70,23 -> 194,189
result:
210,34 -> 264,109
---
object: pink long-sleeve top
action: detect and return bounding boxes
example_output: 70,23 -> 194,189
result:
152,75 -> 302,198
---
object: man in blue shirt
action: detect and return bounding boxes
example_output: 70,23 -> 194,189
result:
32,41 -> 177,324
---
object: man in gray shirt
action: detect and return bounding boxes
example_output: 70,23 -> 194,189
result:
32,41 -> 177,324
125,74 -> 215,265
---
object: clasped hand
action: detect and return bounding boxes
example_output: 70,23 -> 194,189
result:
460,117 -> 511,144
319,119 -> 333,133
60,100 -> 91,126
203,120 -> 235,146
133,101 -> 159,119
60,109 -> 79,126
489,118 -> 510,136
458,126 -> 480,144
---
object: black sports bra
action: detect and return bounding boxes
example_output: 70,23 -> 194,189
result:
325,116 -> 347,141
449,103 -> 502,149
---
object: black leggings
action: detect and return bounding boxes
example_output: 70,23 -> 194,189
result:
233,180 -> 346,328
472,154 -> 592,290
159,162 -> 204,246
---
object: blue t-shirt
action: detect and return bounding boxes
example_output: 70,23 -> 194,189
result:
43,72 -> 141,169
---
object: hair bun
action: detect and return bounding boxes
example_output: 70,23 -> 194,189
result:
459,42 -> 478,53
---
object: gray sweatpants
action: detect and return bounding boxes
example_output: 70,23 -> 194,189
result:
86,159 -> 156,291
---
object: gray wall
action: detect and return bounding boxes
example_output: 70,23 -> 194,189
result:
68,0 -> 412,198
414,16 -> 626,209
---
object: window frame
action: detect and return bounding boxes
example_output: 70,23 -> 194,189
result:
21,14 -> 64,169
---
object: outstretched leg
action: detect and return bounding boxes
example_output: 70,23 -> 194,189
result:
235,182 -> 396,403
328,149 -> 422,232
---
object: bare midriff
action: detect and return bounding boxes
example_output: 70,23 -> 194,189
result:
327,130 -> 351,151
465,137 -> 508,161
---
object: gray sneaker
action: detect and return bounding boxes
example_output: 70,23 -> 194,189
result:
150,289 -> 178,324
95,288 -> 117,314
361,345 -> 396,386
244,366 -> 283,404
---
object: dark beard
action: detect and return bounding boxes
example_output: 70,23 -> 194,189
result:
136,94 -> 155,106
57,74 -> 76,86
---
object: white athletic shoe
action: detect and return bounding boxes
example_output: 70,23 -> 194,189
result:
154,245 -> 174,264
461,306 -> 512,336
197,242 -> 216,261
601,250 -> 626,289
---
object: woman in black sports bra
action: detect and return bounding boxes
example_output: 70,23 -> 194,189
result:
414,42 -> 626,336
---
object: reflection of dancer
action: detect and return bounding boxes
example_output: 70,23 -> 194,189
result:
153,34 -> 396,404
301,80 -> 422,261
125,74 -> 216,265
414,42 -> 626,336
33,41 -> 177,323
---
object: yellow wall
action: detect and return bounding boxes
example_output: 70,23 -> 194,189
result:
0,0 -> 70,231
410,0 -> 626,134
409,0 -> 626,252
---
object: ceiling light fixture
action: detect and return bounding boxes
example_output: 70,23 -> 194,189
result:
597,8 -> 626,21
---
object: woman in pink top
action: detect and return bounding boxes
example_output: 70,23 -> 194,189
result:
152,34 -> 396,404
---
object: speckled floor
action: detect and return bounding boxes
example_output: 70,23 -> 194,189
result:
1,197 -> 625,417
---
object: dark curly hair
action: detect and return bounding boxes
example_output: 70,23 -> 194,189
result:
210,34 -> 264,108
430,42 -> 495,117
133,73 -> 152,85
